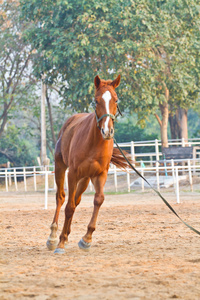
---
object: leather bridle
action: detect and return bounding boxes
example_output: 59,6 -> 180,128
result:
95,104 -> 122,129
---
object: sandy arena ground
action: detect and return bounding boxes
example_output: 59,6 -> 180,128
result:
0,190 -> 200,300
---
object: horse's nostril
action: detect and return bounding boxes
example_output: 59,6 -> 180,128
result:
101,128 -> 114,138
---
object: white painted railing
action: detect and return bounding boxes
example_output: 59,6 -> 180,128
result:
0,158 -> 200,208
0,166 -> 54,193
0,138 -> 200,208
115,137 -> 200,161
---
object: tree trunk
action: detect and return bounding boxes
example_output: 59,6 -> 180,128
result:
41,79 -> 47,166
169,109 -> 181,140
154,103 -> 169,148
154,84 -> 169,148
159,101 -> 169,148
46,88 -> 57,146
179,108 -> 188,145
169,113 -> 176,140
0,103 -> 8,138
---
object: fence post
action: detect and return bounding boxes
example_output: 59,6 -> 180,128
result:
171,159 -> 175,189
150,155 -> 153,167
188,160 -> 193,192
155,139 -> 159,162
33,167 -> 37,191
193,157 -> 196,176
114,165 -> 118,192
89,180 -> 93,192
44,171 -> 48,209
131,141 -> 135,166
14,168 -> 18,191
5,169 -> 8,192
7,162 -> 12,186
156,162 -> 160,191
182,137 -> 185,147
53,175 -> 56,191
175,166 -> 180,204
8,172 -> 12,187
23,167 -> 27,191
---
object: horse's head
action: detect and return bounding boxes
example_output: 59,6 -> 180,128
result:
94,74 -> 121,140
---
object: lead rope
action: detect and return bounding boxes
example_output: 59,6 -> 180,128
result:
114,137 -> 200,236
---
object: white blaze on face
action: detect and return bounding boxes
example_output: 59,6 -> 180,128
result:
102,90 -> 112,132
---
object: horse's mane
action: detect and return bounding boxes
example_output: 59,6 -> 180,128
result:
111,148 -> 133,171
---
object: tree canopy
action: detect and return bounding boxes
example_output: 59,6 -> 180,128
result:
0,0 -> 35,137
20,0 -> 200,147
20,0 -> 200,111
1,0 -> 200,166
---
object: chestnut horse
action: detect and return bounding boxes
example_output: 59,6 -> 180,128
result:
47,75 -> 129,254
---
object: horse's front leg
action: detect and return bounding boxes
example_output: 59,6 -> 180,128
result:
78,171 -> 107,250
66,177 -> 90,237
46,164 -> 66,250
54,169 -> 77,254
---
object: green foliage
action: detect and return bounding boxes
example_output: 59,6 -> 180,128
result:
20,0 -> 200,118
188,107 -> 200,138
10,85 -> 72,165
0,125 -> 37,166
0,0 -> 33,137
114,117 -> 158,153
1,0 -> 199,166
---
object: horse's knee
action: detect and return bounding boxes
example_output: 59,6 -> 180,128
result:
65,204 -> 75,219
56,191 -> 65,206
94,193 -> 104,207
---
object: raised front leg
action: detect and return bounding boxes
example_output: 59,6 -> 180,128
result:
78,172 -> 107,250
46,164 -> 66,250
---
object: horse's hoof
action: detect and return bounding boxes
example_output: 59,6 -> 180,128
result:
78,238 -> 91,251
46,239 -> 58,251
54,248 -> 65,254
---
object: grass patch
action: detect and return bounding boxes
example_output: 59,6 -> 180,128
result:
104,190 -> 136,195
85,190 -> 136,196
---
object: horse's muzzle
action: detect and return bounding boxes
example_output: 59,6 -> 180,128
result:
101,128 -> 114,140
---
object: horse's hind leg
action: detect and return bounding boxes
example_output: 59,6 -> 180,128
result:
46,163 -> 67,250
75,177 -> 90,206
78,172 -> 107,250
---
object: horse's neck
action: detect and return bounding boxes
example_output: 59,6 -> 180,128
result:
88,113 -> 103,143
91,114 -> 101,140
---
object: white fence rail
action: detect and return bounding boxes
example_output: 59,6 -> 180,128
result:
115,137 -> 200,161
0,158 -> 200,209
1,138 -> 200,208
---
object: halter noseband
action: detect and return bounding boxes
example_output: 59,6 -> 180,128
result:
95,104 -> 122,129
95,111 -> 115,129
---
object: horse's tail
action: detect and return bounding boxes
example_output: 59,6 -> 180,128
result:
111,148 -> 133,170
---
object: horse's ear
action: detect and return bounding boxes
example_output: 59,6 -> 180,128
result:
111,74 -> 121,89
94,75 -> 101,89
